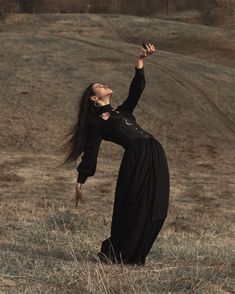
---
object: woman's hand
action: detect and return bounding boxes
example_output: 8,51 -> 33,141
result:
75,183 -> 84,207
139,42 -> 156,59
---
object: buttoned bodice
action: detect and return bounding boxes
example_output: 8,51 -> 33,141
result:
97,107 -> 153,150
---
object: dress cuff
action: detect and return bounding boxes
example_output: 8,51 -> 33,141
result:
135,66 -> 144,76
77,172 -> 87,184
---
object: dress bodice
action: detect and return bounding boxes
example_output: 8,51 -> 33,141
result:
77,66 -> 153,184
98,108 -> 153,149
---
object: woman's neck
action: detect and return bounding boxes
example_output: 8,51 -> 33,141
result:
94,103 -> 113,116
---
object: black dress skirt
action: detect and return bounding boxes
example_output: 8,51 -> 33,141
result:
76,66 -> 170,266
97,136 -> 170,265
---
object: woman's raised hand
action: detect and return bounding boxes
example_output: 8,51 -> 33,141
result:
139,42 -> 156,59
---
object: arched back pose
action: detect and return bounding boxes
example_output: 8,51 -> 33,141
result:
62,43 -> 170,266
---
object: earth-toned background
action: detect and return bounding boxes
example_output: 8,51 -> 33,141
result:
0,6 -> 234,293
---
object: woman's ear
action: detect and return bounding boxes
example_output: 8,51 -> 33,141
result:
90,95 -> 98,103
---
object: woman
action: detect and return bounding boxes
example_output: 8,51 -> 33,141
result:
62,43 -> 170,266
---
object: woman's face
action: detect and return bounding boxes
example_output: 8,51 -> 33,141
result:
92,83 -> 113,101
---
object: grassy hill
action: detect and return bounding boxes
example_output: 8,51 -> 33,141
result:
0,13 -> 234,292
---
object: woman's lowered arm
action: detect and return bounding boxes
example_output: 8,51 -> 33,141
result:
77,119 -> 102,185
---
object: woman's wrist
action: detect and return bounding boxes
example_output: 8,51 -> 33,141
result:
136,57 -> 144,69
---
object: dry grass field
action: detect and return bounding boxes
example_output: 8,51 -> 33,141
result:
0,13 -> 234,293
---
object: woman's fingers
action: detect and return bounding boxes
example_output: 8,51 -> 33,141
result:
75,194 -> 78,207
150,43 -> 156,51
140,48 -> 147,58
141,48 -> 147,54
75,184 -> 84,207
150,44 -> 155,51
75,191 -> 79,207
148,43 -> 156,54
140,42 -> 156,58
146,44 -> 154,54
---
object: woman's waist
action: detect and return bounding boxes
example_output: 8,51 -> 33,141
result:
124,134 -> 158,149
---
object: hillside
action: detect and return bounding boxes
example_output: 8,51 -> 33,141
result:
0,13 -> 234,292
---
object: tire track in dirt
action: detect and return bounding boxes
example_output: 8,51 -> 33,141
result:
100,16 -> 122,40
52,33 -> 235,144
152,61 -> 235,144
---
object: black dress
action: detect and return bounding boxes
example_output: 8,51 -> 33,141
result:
77,66 -> 170,266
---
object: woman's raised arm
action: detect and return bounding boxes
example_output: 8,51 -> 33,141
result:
116,61 -> 146,114
116,43 -> 156,114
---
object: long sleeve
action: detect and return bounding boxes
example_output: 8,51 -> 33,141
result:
116,66 -> 146,114
77,118 -> 102,184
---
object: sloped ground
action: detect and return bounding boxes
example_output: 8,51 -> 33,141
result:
0,13 -> 234,293
155,8 -> 235,30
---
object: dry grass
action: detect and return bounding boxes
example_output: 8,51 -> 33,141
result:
0,201 -> 233,293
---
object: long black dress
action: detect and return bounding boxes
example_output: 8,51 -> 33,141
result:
77,66 -> 170,266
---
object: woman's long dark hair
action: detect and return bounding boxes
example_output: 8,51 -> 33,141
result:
58,82 -> 98,168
